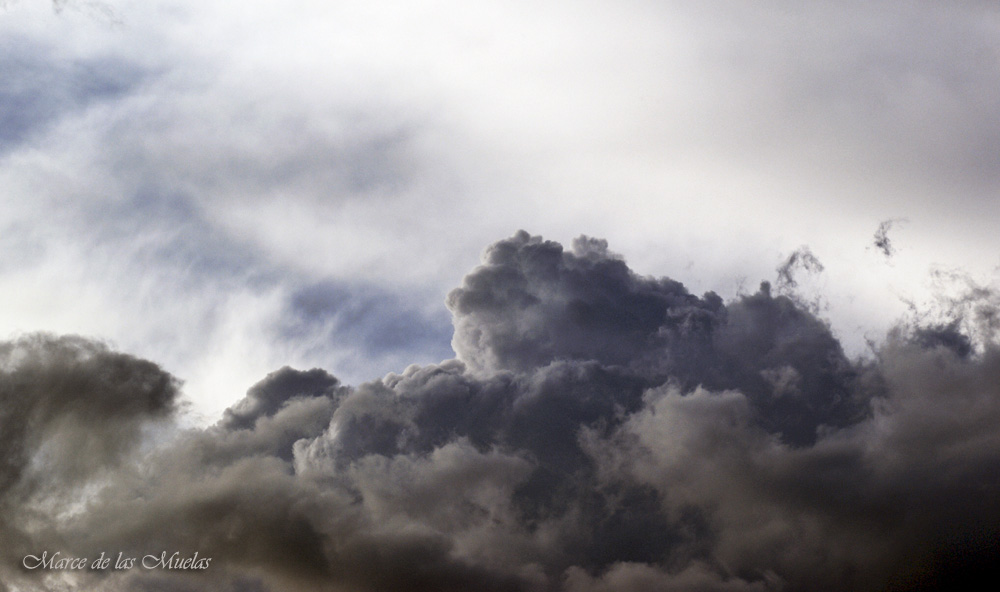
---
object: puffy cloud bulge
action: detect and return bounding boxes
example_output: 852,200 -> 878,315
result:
2,232 -> 1000,591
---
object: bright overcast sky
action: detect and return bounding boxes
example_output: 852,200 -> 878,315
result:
2,0 -> 999,419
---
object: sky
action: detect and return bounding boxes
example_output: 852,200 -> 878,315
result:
2,1 -> 1000,591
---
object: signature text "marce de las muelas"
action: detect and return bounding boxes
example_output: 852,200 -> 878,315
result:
22,551 -> 211,571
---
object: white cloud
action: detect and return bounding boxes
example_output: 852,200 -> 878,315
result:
2,0 -> 999,419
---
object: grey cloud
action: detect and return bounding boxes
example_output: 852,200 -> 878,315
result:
874,220 -> 895,257
0,334 -> 179,589
448,232 -> 863,446
562,562 -> 770,592
0,38 -> 145,152
873,218 -> 909,259
582,335 -> 1000,591
96,78 -> 425,208
0,333 -> 179,490
775,247 -> 823,292
669,2 -> 1000,200
4,232 -> 1000,591
447,231 -> 725,377
221,366 -> 344,431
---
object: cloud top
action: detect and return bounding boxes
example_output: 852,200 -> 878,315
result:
4,232 -> 1000,592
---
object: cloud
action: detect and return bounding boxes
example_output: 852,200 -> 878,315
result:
775,247 -> 824,292
3,232 -> 1000,591
0,334 -> 179,590
873,219 -> 909,259
0,333 -> 179,488
5,0 -> 1000,431
5,3 -> 1000,588
874,220 -> 896,258
0,38 -> 144,153
449,232 -> 863,446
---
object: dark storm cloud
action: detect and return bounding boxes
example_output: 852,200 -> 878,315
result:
447,232 -> 725,377
0,334 -> 179,590
0,333 -> 179,488
220,366 -> 345,432
448,232 -> 862,446
5,232 -> 1000,591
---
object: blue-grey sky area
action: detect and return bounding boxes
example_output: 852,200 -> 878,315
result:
2,2 -> 1000,590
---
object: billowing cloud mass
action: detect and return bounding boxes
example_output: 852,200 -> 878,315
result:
2,232 -> 1000,591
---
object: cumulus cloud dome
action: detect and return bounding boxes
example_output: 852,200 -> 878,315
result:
4,232 -> 1000,592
